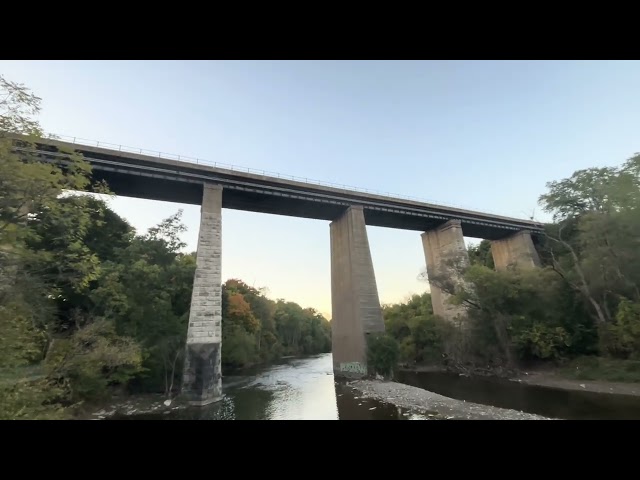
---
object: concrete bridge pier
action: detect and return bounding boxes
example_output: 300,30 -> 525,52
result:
181,184 -> 223,406
491,230 -> 541,271
421,219 -> 470,324
330,206 -> 385,378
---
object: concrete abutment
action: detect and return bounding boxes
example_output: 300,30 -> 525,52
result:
491,230 -> 541,271
330,206 -> 385,379
181,184 -> 223,406
421,220 -> 470,325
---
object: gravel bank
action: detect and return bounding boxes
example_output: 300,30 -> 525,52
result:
349,380 -> 550,420
514,372 -> 640,397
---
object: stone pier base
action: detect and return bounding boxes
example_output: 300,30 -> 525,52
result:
330,206 -> 384,378
181,184 -> 223,406
182,343 -> 222,406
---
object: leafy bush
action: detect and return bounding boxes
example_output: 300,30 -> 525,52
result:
0,379 -> 68,420
512,322 -> 571,360
45,319 -> 143,402
0,300 -> 47,368
600,300 -> 640,359
366,333 -> 400,377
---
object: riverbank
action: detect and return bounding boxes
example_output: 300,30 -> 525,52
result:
77,394 -> 187,420
401,362 -> 640,398
513,371 -> 640,397
348,380 -> 550,420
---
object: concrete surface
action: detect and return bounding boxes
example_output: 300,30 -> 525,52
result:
421,220 -> 470,323
331,206 -> 385,378
491,230 -> 542,271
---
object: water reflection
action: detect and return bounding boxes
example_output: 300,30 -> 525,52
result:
396,370 -> 640,420
112,355 -> 640,420
114,354 -> 416,420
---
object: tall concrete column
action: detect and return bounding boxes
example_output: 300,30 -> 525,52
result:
421,220 -> 470,324
330,206 -> 384,378
491,230 -> 541,271
182,184 -> 223,406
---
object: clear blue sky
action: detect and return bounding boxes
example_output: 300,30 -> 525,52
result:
2,60 -> 639,318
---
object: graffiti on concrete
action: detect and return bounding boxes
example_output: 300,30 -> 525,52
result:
339,362 -> 367,375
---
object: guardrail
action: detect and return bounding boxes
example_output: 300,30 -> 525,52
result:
43,132 -> 540,223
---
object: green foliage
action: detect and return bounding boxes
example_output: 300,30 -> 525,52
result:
385,264 -> 601,371
383,293 -> 453,365
0,378 -> 69,420
463,266 -> 576,362
468,240 -> 495,269
45,319 -> 144,402
0,74 -> 44,135
599,300 -> 640,359
223,325 -> 259,367
0,299 -> 48,367
89,212 -> 194,392
512,323 -> 571,360
25,195 -> 106,297
0,74 -> 108,417
537,153 -> 640,326
366,333 -> 400,377
221,280 -> 331,368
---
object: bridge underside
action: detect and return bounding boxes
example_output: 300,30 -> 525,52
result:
94,170 -> 534,241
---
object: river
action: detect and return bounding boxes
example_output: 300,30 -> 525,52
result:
114,353 -> 426,420
113,353 -> 640,420
396,369 -> 640,420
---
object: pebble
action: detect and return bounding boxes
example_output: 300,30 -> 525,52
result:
349,380 -> 550,420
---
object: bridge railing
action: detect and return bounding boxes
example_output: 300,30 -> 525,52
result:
44,133 -> 540,223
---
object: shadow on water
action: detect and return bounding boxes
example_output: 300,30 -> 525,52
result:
112,354 -> 424,420
396,370 -> 640,420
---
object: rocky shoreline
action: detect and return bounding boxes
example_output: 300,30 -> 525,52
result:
347,379 -> 551,420
81,394 -> 187,420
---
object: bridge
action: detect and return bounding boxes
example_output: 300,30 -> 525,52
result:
16,135 -> 545,406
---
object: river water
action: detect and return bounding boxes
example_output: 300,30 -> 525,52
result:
396,370 -> 640,420
117,353 -> 425,420
116,353 -> 640,420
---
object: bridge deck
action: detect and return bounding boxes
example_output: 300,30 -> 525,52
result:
21,137 -> 545,240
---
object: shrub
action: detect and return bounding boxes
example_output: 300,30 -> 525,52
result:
366,333 -> 400,377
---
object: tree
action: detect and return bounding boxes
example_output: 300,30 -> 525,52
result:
538,154 -> 640,327
89,211 -> 195,393
0,75 -> 142,416
468,240 -> 495,269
